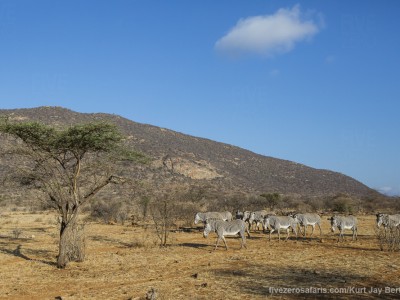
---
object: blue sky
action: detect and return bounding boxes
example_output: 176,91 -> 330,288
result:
1,1 -> 399,195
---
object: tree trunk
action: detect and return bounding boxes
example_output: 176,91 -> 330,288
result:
57,218 -> 72,268
57,209 -> 84,268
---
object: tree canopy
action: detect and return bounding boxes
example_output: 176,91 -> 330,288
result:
0,118 -> 147,268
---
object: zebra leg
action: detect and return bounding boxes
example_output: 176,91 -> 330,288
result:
318,223 -> 322,236
214,237 -> 221,250
298,225 -> 304,236
310,225 -> 315,237
269,229 -> 274,241
339,229 -> 344,242
240,232 -> 247,249
222,236 -> 228,250
246,227 -> 251,239
285,228 -> 290,241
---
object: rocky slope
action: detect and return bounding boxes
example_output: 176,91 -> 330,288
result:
0,106 -> 378,201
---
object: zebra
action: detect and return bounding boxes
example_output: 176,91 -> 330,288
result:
203,218 -> 250,250
329,215 -> 358,242
235,210 -> 244,220
292,213 -> 322,237
194,211 -> 232,225
249,210 -> 270,231
263,215 -> 298,241
376,213 -> 400,229
236,210 -> 252,230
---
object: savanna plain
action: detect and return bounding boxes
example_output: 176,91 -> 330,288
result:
0,212 -> 399,300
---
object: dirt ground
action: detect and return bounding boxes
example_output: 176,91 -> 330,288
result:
0,212 -> 399,300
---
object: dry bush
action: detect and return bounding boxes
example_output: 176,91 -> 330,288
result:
11,227 -> 22,239
131,227 -> 158,249
89,200 -> 129,224
150,198 -> 178,247
173,201 -> 200,227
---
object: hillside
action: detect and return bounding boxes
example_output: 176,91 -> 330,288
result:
0,106 -> 378,202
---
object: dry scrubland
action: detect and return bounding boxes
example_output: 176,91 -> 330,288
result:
0,212 -> 399,300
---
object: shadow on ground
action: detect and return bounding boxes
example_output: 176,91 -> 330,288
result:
0,239 -> 56,266
213,262 -> 400,299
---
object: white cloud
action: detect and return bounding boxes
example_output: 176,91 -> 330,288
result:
379,186 -> 393,194
215,5 -> 322,58
378,186 -> 400,196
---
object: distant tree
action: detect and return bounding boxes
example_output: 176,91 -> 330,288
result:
0,118 -> 147,268
260,192 -> 282,210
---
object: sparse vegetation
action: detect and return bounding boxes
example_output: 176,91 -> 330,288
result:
0,211 -> 399,299
89,200 -> 129,225
0,118 -> 146,268
1,107 -> 400,299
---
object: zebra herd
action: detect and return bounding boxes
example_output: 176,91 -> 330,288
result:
194,210 -> 400,250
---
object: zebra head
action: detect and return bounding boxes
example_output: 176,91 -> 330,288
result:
203,220 -> 212,238
329,215 -> 338,232
194,213 -> 201,225
290,213 -> 299,221
263,215 -> 271,229
235,210 -> 244,220
376,213 -> 386,228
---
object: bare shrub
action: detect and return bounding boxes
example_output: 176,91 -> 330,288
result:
11,227 -> 22,239
173,201 -> 200,227
131,227 -> 158,249
89,200 -> 129,225
150,198 -> 177,247
376,226 -> 400,252
138,196 -> 151,220
148,187 -> 194,247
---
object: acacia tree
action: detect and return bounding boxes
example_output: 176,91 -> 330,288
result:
0,119 -> 146,268
260,192 -> 282,210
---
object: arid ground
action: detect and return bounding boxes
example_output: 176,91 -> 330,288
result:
0,212 -> 399,300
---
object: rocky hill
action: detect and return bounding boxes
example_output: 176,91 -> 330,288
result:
0,106 -> 379,202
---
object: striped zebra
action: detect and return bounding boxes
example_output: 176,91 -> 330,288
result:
203,218 -> 250,250
194,211 -> 232,224
329,215 -> 357,242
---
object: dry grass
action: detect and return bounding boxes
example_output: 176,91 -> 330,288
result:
0,212 -> 399,300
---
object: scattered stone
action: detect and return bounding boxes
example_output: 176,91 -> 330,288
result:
146,288 -> 157,300
191,273 -> 198,279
